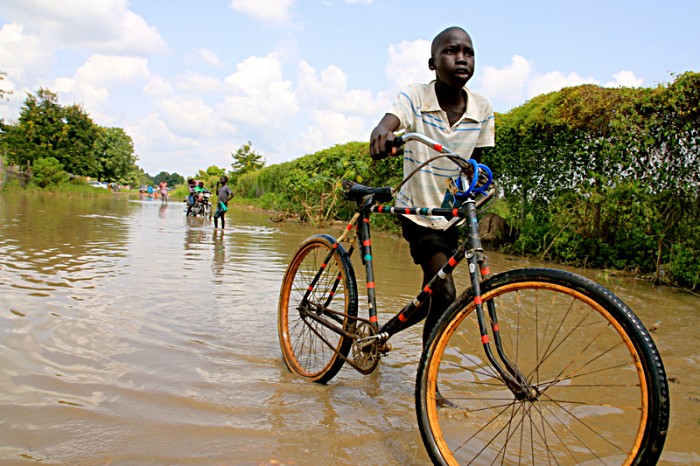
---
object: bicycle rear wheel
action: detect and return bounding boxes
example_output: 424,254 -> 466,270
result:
416,268 -> 669,465
278,234 -> 358,384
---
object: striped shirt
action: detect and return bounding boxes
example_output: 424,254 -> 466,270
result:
388,81 -> 495,229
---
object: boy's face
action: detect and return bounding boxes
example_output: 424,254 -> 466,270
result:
430,28 -> 475,89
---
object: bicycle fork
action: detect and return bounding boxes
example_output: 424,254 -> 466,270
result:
468,254 -> 538,401
463,200 -> 538,401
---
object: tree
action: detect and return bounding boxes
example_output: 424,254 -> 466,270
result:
134,167 -> 154,188
196,165 -> 226,179
0,71 -> 11,103
94,127 -> 138,183
60,102 -> 101,176
169,172 -> 184,186
231,141 -> 265,176
194,165 -> 227,188
1,86 -> 147,189
153,171 -> 184,187
2,88 -> 100,176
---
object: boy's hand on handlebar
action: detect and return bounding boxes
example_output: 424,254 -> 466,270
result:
370,133 -> 397,160
370,114 -> 402,160
372,145 -> 397,160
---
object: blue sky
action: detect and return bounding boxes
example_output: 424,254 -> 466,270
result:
1,0 -> 698,177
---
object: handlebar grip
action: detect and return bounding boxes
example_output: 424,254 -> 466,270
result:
371,135 -> 405,160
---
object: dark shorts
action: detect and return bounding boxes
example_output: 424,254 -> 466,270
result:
400,216 -> 459,264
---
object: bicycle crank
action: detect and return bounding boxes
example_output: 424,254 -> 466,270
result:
351,322 -> 381,374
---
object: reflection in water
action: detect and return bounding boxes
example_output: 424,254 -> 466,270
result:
0,192 -> 698,465
212,230 -> 226,279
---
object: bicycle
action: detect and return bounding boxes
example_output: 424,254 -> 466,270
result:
277,132 -> 669,465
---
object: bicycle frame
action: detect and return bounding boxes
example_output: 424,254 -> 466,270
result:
301,133 -> 534,398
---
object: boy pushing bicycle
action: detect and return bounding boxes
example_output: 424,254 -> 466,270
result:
369,26 -> 495,352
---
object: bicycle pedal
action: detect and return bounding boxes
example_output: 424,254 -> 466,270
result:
378,342 -> 392,354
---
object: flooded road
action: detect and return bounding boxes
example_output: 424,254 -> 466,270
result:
0,192 -> 698,465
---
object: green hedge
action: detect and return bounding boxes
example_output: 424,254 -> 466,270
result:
490,72 -> 699,289
233,72 -> 700,290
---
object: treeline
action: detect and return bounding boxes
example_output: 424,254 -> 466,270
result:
233,71 -> 700,290
1,88 -> 150,188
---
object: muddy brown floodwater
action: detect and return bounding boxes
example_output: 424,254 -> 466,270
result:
0,192 -> 698,465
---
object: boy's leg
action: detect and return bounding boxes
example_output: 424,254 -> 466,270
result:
402,218 -> 458,348
419,252 -> 456,348
378,219 -> 457,339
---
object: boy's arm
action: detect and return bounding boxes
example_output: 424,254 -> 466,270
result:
471,146 -> 495,164
471,147 -> 483,164
369,113 -> 401,160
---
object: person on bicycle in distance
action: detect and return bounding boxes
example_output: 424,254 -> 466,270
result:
369,26 -> 495,352
194,181 -> 206,202
186,178 -> 197,215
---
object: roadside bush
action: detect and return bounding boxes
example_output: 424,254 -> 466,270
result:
666,243 -> 700,289
30,157 -> 70,188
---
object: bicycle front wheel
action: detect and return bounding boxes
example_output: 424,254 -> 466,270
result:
278,234 -> 358,384
416,268 -> 669,465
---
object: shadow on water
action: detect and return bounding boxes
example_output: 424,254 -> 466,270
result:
0,192 -> 698,465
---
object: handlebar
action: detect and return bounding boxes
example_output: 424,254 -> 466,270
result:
392,132 -> 493,197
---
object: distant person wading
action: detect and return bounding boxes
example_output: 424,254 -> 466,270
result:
214,175 -> 233,229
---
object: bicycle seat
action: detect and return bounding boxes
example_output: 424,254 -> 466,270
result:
342,180 -> 394,203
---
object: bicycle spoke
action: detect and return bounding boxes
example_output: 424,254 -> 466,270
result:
419,271 -> 663,465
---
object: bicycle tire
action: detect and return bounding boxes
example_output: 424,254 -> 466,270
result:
278,234 -> 358,384
416,267 -> 669,466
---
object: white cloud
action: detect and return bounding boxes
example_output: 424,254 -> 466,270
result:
296,61 -> 380,114
48,55 -> 150,123
175,72 -> 225,95
477,55 -> 645,111
298,110 -> 368,153
0,22 -> 53,83
53,77 -> 110,110
125,112 -> 238,176
144,76 -> 174,98
74,54 -> 150,84
186,48 -> 224,68
605,70 -> 644,88
527,70 -> 597,99
219,53 -> 299,125
127,112 -> 199,149
230,0 -> 296,25
386,39 -> 433,91
479,55 -> 532,107
157,95 -> 235,138
124,112 -> 201,174
0,0 -> 168,55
